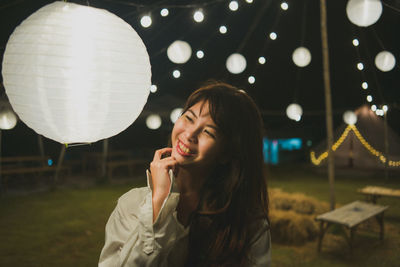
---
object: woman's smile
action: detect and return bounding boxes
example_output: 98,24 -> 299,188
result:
176,140 -> 195,156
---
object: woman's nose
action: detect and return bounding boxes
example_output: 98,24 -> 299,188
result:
184,125 -> 199,143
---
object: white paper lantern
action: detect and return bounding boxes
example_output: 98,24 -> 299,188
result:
286,103 -> 303,121
1,2 -> 151,144
292,47 -> 312,67
0,108 -> 18,130
167,40 -> 192,64
226,53 -> 247,74
346,0 -> 382,27
343,111 -> 357,125
146,114 -> 162,130
170,108 -> 183,123
375,51 -> 396,72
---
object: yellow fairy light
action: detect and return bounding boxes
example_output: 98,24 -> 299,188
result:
310,125 -> 400,167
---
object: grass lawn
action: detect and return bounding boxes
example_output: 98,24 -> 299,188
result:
0,165 -> 399,266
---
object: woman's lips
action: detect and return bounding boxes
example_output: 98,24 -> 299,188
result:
177,140 -> 194,156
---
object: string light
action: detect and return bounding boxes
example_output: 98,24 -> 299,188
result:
160,8 -> 169,17
172,70 -> 181,78
362,82 -> 368,89
196,50 -> 204,59
248,76 -> 255,84
310,124 -> 400,167
269,32 -> 277,40
246,0 -> 253,3
371,104 -> 377,111
376,109 -> 384,116
258,56 -> 266,64
281,2 -> 289,10
352,38 -> 359,46
150,84 -> 157,93
367,95 -> 373,102
229,1 -> 239,11
219,25 -> 227,34
140,15 -> 152,28
382,105 -> 388,112
193,10 -> 204,22
357,62 -> 364,70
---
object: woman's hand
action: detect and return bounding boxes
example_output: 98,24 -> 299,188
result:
150,147 -> 178,221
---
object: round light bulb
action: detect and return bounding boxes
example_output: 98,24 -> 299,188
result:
281,2 -> 289,10
352,38 -> 359,46
193,10 -> 204,22
146,114 -> 161,130
140,15 -> 152,28
170,108 -> 183,123
150,84 -> 157,93
371,104 -> 377,111
229,1 -> 239,11
173,70 -> 181,78
258,56 -> 266,64
246,0 -> 253,3
160,8 -> 169,17
269,32 -> 277,40
196,50 -> 204,59
357,62 -> 364,70
382,105 -> 388,112
366,95 -> 372,102
248,76 -> 255,84
362,82 -> 368,89
219,25 -> 227,34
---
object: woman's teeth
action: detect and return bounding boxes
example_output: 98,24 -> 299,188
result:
179,141 -> 191,154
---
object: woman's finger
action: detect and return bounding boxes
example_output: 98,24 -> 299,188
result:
153,147 -> 173,161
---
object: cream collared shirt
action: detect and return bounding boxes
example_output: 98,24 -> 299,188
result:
99,170 -> 271,266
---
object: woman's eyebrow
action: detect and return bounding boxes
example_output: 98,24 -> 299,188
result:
188,109 -> 197,118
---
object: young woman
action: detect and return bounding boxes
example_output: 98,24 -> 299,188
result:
99,82 -> 271,266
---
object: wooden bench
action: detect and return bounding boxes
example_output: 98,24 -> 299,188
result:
358,186 -> 400,204
315,201 -> 388,253
0,156 -> 68,192
107,159 -> 148,179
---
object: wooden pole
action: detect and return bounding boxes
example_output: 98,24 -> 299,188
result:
101,138 -> 109,180
53,144 -> 66,189
320,0 -> 335,210
384,111 -> 389,181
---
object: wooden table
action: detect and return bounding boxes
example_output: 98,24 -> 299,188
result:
315,201 -> 388,253
358,186 -> 400,204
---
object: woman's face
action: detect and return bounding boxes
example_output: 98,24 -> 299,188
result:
171,100 -> 225,170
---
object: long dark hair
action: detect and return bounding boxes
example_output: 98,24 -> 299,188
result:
182,82 -> 269,266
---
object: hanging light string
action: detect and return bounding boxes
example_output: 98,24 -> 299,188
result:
310,124 -> 400,167
381,1 -> 400,13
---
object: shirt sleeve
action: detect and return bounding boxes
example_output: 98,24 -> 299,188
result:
247,220 -> 271,267
98,170 -> 189,267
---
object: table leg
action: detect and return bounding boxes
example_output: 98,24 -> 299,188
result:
376,212 -> 385,240
317,221 -> 329,252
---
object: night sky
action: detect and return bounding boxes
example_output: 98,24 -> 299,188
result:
0,0 -> 399,160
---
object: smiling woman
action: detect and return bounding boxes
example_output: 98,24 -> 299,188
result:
99,82 -> 271,267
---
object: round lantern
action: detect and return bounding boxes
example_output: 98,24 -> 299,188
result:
286,103 -> 303,121
167,40 -> 192,64
170,108 -> 183,123
292,47 -> 311,67
0,108 -> 17,130
226,53 -> 247,74
343,111 -> 357,125
1,2 -> 151,144
346,0 -> 382,27
146,114 -> 162,130
375,51 -> 396,72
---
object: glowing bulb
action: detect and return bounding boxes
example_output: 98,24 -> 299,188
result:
376,109 -> 384,116
140,15 -> 152,28
246,0 -> 253,3
150,84 -> 157,93
382,105 -> 388,112
170,108 -> 183,123
229,1 -> 239,11
367,95 -> 372,102
146,114 -> 161,130
281,2 -> 289,10
258,56 -> 266,64
219,25 -> 227,34
160,8 -> 169,17
269,32 -> 277,40
248,76 -> 255,84
173,70 -> 181,78
196,50 -> 204,59
362,82 -> 368,89
357,62 -> 364,70
352,38 -> 359,46
193,10 -> 204,22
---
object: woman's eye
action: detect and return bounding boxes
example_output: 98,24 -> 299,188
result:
185,115 -> 193,122
204,129 -> 216,139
